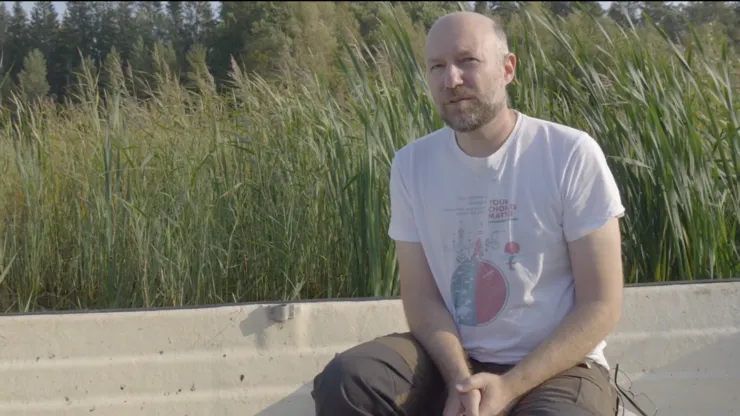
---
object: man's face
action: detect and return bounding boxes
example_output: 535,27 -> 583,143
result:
424,18 -> 514,133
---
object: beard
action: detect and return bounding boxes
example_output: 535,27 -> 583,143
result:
438,89 -> 507,133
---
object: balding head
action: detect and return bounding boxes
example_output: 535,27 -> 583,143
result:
422,11 -> 516,133
425,11 -> 509,63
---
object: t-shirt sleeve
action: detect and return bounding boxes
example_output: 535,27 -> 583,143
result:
560,135 -> 625,242
388,153 -> 421,242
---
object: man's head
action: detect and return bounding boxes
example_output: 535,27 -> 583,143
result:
424,12 -> 516,133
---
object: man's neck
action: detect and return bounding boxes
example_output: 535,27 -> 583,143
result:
455,108 -> 518,158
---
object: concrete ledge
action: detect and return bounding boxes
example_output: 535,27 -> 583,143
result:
1,280 -> 739,415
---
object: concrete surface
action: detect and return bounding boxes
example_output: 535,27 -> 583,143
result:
1,279 -> 738,415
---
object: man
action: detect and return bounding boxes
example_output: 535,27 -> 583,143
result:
311,11 -> 625,416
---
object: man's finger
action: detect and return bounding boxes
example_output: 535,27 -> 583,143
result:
460,390 -> 481,416
442,396 -> 462,416
477,395 -> 496,416
456,373 -> 488,393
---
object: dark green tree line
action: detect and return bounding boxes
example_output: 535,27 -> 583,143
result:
0,1 -> 736,104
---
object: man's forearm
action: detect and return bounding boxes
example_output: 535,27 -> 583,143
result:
403,296 -> 471,387
502,300 -> 620,398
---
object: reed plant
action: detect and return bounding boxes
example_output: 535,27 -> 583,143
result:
0,6 -> 737,312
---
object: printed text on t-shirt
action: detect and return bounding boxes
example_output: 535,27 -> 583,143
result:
489,199 -> 517,221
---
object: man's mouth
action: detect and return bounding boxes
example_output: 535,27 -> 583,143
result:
448,97 -> 472,104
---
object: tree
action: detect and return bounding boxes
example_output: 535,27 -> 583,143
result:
29,1 -> 59,98
113,2 -> 137,63
683,1 -> 737,43
0,3 -> 8,53
641,1 -> 685,43
29,1 -> 58,54
18,48 -> 50,102
93,2 -> 120,66
487,1 -> 524,23
608,1 -> 641,28
6,1 -> 30,80
135,1 -> 166,50
165,1 -> 186,72
547,1 -> 573,18
60,2 -> 95,60
396,2 -> 461,30
56,1 -> 95,98
574,1 -> 604,17
183,1 -> 216,63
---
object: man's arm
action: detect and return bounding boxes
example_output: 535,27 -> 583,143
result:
502,216 -> 624,398
397,240 -> 472,387
388,150 -> 471,388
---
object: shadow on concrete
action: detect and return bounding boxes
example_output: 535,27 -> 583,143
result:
239,306 -> 276,349
254,382 -> 314,416
240,305 -> 317,415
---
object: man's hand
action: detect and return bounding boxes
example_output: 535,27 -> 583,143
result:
452,373 -> 518,416
443,384 -> 482,416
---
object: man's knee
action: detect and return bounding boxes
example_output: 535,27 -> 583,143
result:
510,361 -> 618,416
512,405 -> 601,416
311,335 -> 418,415
311,352 -> 374,412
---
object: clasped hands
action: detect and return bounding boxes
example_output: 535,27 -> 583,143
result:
443,372 -> 519,416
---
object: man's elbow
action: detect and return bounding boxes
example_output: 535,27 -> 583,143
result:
567,218 -> 625,333
602,297 -> 622,330
579,295 -> 622,334
401,287 -> 441,324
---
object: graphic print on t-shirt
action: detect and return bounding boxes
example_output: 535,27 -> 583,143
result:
504,241 -> 520,271
448,196 -> 518,327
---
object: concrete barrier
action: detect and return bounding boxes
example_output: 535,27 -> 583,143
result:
1,279 -> 739,415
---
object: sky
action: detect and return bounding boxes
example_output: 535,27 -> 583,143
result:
10,1 -> 68,15
8,1 -> 616,17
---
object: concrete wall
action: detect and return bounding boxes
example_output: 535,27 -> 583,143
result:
1,280 -> 739,415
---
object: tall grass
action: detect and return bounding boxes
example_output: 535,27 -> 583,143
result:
0,7 -> 737,312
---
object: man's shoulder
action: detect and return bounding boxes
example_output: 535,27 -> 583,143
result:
517,113 -> 611,173
520,113 -> 591,149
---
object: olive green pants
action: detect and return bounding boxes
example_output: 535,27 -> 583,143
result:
311,332 -> 619,415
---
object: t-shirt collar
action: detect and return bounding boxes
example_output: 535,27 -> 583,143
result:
447,111 -> 524,175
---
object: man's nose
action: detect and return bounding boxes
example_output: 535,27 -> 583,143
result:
443,65 -> 464,89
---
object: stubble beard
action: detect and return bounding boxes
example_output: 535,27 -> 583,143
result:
440,90 -> 507,133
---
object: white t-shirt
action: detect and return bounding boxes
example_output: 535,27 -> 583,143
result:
388,111 -> 625,369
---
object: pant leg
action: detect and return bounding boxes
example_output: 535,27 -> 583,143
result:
508,359 -> 619,416
311,332 -> 447,416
